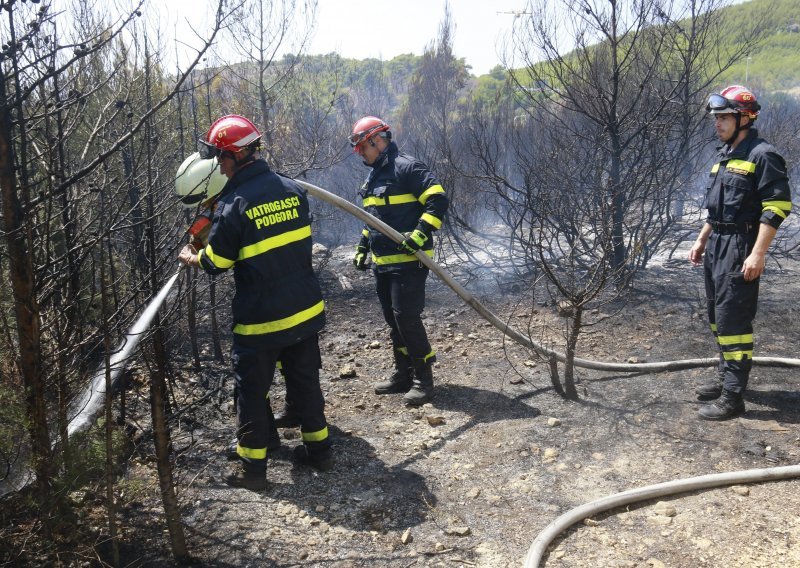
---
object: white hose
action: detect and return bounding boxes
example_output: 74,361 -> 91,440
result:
67,268 -> 183,436
524,464 -> 800,567
297,179 -> 800,372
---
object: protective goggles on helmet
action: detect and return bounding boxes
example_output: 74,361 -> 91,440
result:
349,124 -> 385,148
348,131 -> 367,148
706,94 -> 737,114
197,139 -> 222,160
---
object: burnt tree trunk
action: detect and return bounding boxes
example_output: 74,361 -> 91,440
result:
0,45 -> 54,512
563,306 -> 582,400
142,43 -> 187,559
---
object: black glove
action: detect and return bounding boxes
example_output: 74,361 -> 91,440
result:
353,245 -> 369,271
398,229 -> 429,255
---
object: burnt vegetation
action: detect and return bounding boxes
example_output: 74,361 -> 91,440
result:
1,0 -> 799,565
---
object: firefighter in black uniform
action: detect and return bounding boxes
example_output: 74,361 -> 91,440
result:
689,86 -> 792,421
349,116 -> 448,406
174,153 -> 294,458
179,115 -> 331,489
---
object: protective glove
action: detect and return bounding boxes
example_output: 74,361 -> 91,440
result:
353,245 -> 369,271
398,229 -> 429,255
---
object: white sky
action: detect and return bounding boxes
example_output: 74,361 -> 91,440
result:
163,0 -> 528,75
307,0 -> 526,75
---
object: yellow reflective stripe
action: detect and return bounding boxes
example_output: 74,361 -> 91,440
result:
397,346 -> 409,355
388,194 -> 417,205
239,225 -> 311,260
237,445 -> 267,460
362,228 -> 370,238
423,350 -> 436,362
372,249 -> 434,265
363,196 -> 385,207
710,323 -> 718,333
301,426 -> 329,442
197,248 -> 205,263
233,300 -> 325,335
421,213 -> 442,229
722,350 -> 753,361
419,184 -> 445,204
726,159 -> 756,174
718,334 -> 753,346
363,194 -> 418,206
205,244 -> 235,269
762,200 -> 792,219
711,164 -> 720,174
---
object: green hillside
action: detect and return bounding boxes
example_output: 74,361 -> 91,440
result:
465,0 -> 800,94
718,0 -> 800,91
296,1 -> 799,106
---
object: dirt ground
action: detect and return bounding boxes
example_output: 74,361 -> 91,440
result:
97,248 -> 800,567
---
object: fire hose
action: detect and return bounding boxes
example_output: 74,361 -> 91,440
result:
19,178 -> 796,560
523,465 -> 800,567
67,269 -> 184,438
62,177 -> 800,441
296,179 -> 800,372
294,180 -> 800,568
60,177 -> 800,443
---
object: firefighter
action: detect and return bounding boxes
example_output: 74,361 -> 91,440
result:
175,153 -> 288,457
689,86 -> 792,421
178,115 -> 331,490
175,152 -> 300,460
349,116 -> 448,406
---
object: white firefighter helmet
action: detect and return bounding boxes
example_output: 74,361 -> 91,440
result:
174,152 -> 227,208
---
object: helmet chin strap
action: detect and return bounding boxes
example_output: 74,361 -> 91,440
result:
364,140 -> 390,168
726,113 -> 752,147
227,146 -> 258,167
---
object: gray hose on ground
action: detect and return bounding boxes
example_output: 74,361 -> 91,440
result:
524,464 -> 800,567
296,180 -> 800,372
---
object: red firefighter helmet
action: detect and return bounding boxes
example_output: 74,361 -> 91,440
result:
706,85 -> 760,119
349,116 -> 391,150
198,114 -> 262,159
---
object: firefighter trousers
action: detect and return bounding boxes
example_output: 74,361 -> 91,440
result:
231,333 -> 329,472
704,231 -> 760,393
375,267 -> 435,364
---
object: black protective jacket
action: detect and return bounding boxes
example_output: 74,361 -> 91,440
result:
358,142 -> 448,272
704,128 -> 792,230
198,159 -> 325,347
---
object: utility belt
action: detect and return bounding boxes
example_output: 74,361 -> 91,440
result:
709,221 -> 757,235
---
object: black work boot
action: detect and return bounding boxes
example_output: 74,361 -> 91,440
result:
698,389 -> 745,421
224,465 -> 267,491
374,350 -> 413,394
293,444 -> 333,472
695,370 -> 725,400
274,403 -> 300,429
403,360 -> 434,406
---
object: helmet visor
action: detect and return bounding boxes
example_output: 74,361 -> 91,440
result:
706,94 -> 736,114
197,139 -> 221,160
